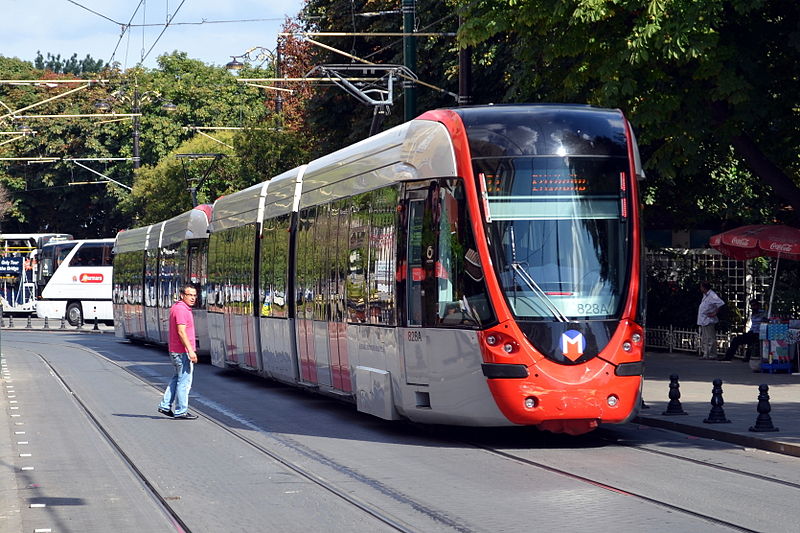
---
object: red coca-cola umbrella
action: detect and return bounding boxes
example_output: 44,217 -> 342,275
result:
709,225 -> 800,315
709,225 -> 800,261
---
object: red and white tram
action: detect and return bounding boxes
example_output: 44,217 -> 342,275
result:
113,205 -> 213,355
114,105 -> 645,435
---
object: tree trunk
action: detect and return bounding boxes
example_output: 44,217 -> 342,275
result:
730,134 -> 800,223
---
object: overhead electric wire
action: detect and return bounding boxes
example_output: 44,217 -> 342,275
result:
139,0 -> 189,65
108,0 -> 146,66
65,0 -> 123,25
126,17 -> 286,27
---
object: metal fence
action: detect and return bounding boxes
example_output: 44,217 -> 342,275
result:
645,325 -> 732,357
644,248 -> 773,357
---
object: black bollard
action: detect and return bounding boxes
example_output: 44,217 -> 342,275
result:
703,378 -> 731,423
26,315 -> 32,329
749,384 -> 779,432
76,315 -> 83,329
60,315 -> 66,329
43,316 -> 49,329
93,316 -> 99,331
8,315 -> 14,328
662,374 -> 688,415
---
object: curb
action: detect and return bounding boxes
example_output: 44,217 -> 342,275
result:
635,415 -> 800,458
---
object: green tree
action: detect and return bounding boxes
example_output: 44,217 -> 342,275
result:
127,132 -> 238,224
299,0 -> 483,154
34,52 -> 106,75
452,0 -> 800,226
1,51 -> 289,236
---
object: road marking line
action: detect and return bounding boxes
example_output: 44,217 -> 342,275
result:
19,453 -> 31,457
17,441 -> 28,444
20,467 -> 34,471
30,503 -> 46,508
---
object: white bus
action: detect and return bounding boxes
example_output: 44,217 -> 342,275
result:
35,238 -> 114,325
0,233 -> 73,314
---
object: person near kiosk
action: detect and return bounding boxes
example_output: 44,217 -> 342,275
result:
721,300 -> 766,361
697,281 -> 725,359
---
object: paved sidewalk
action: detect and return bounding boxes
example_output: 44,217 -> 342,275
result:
638,350 -> 800,457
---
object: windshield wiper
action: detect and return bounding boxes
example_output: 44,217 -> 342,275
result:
507,225 -> 569,323
510,262 -> 570,322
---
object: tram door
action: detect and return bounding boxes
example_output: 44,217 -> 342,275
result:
403,192 -> 433,385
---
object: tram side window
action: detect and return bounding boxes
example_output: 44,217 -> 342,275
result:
159,245 -> 179,309
437,181 -> 494,327
272,215 -> 290,317
187,240 -> 207,309
330,200 -> 349,323
368,188 -> 397,325
347,197 -> 369,323
259,218 -> 275,317
407,180 -> 494,328
313,204 -> 330,321
296,207 -> 316,320
206,234 -> 221,312
144,248 -> 159,308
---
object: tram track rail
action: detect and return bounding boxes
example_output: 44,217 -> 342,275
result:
11,339 -> 468,533
466,441 -> 760,533
13,336 -> 795,533
599,430 -> 800,491
21,345 -> 192,533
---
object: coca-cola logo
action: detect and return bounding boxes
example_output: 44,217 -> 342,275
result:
769,243 -> 794,253
79,273 -> 104,283
730,237 -> 753,246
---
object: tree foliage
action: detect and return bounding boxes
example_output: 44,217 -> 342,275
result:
453,0 -> 800,227
298,0 -> 476,154
0,50 -> 309,236
34,51 -> 105,75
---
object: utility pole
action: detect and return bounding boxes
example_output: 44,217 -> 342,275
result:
132,85 -> 141,169
458,16 -> 473,106
402,0 -> 417,121
275,45 -> 283,115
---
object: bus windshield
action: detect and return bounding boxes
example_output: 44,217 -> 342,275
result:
37,242 -> 77,288
477,155 -> 630,320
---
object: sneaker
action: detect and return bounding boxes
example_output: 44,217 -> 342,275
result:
173,412 -> 198,420
158,407 -> 174,417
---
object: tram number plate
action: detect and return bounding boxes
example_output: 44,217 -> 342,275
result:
407,330 -> 422,342
574,302 -> 611,316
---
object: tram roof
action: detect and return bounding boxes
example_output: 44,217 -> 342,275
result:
263,166 -> 303,220
145,222 -> 165,250
113,225 -> 150,253
210,181 -> 269,232
299,119 -> 456,209
160,205 -> 212,247
451,104 -> 629,158
209,167 -> 304,232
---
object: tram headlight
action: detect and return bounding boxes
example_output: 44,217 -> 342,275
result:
486,334 -> 499,346
503,343 -> 515,353
524,396 -> 538,409
622,341 -> 632,352
607,394 -> 619,407
632,333 -> 642,344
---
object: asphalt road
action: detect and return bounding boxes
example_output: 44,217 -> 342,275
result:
2,330 -> 799,532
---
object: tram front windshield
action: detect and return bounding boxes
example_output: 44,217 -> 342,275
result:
460,106 -> 632,321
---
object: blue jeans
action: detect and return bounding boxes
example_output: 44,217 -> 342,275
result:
159,352 -> 193,416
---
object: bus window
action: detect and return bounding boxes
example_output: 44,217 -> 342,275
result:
69,242 -> 113,267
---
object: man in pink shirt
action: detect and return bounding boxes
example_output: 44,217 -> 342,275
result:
158,284 -> 199,419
